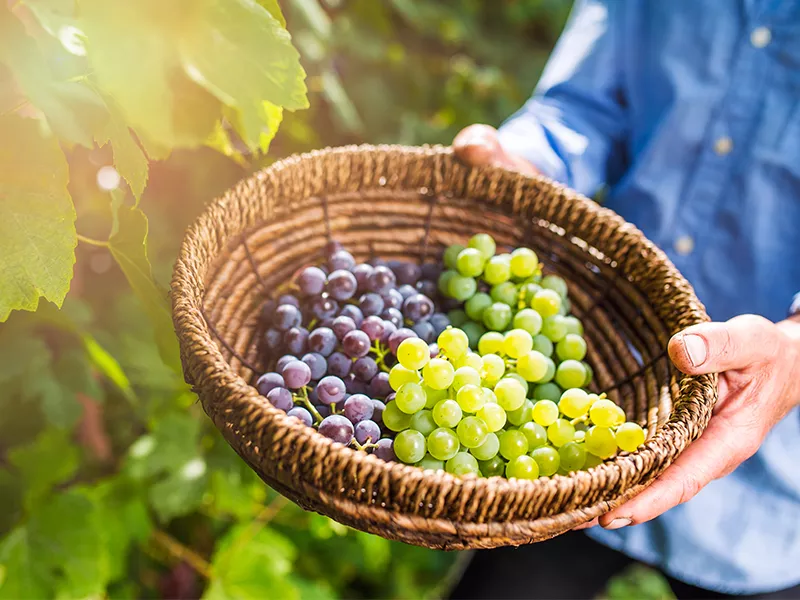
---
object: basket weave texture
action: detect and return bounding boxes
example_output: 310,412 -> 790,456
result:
171,145 -> 717,550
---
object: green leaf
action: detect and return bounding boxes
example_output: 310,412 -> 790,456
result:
101,98 -> 149,201
125,412 -> 202,480
0,528 -> 53,599
604,564 -> 676,600
321,69 -> 364,134
82,333 -> 135,402
7,429 -> 79,508
0,469 -> 24,536
291,0 -> 332,41
148,457 -> 208,522
0,115 -> 75,322
257,0 -> 287,27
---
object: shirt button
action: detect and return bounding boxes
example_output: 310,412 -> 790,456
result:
713,136 -> 733,155
674,236 -> 695,256
750,26 -> 772,48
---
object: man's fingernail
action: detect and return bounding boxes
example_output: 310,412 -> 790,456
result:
682,334 -> 707,367
603,517 -> 632,530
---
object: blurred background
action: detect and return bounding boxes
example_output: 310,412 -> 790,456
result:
0,1 -> 673,598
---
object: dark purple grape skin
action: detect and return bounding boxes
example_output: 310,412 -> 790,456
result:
287,406 -> 313,427
360,316 -> 386,342
273,304 -> 302,331
309,296 -> 339,320
421,262 -> 442,281
373,438 -> 396,461
391,262 -> 422,286
381,288 -> 404,310
352,263 -> 374,292
325,240 -> 344,256
318,317 -> 335,329
415,280 -> 438,299
371,399 -> 386,425
343,394 -> 375,424
318,415 -> 354,444
317,376 -> 347,405
301,353 -> 327,380
307,327 -> 336,356
388,328 -> 418,354
402,293 -> 435,323
477,281 -> 490,294
283,360 -> 312,389
283,327 -> 309,355
256,372 -> 285,396
367,266 -> 396,294
397,284 -> 417,300
380,308 -> 403,328
354,420 -> 381,445
277,294 -> 301,309
429,343 -> 440,359
380,321 -> 398,345
296,267 -> 327,297
308,387 -> 319,403
353,357 -> 378,382
266,387 -> 293,412
339,304 -> 364,326
412,321 -> 435,343
359,293 -> 384,317
276,354 -> 296,374
332,316 -> 356,341
346,375 -> 368,395
328,250 -> 356,272
264,328 -> 283,352
342,330 -> 371,358
429,313 -> 450,337
317,405 -> 331,418
367,257 -> 388,267
260,299 -> 276,325
326,269 -> 358,301
327,352 -> 351,378
368,372 -> 392,398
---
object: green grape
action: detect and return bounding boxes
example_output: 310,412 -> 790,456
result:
452,366 -> 481,390
562,316 -> 584,336
558,296 -> 572,316
533,334 -> 554,357
446,451 -> 481,477
416,454 -> 445,471
498,429 -> 529,460
447,309 -> 467,327
478,331 -> 505,355
534,382 -> 562,402
470,432 -> 499,461
456,384 -> 486,413
510,248 -> 539,279
513,308 -> 543,336
422,384 -> 448,409
461,321 -> 486,348
506,455 -> 540,479
395,382 -> 427,414
482,387 -> 498,405
612,405 -> 626,426
457,416 -> 489,449
494,377 -> 526,411
443,244 -> 465,270
547,418 -> 576,447
541,274 -> 569,298
531,445 -> 560,476
397,337 -> 431,370
476,402 -> 507,432
507,399 -> 534,426
583,452 -> 604,470
389,364 -> 421,391
583,362 -> 594,387
558,388 -> 591,419
438,270 -> 456,295
616,422 -> 646,452
522,282 -> 542,304
422,358 -> 455,391
394,429 -> 427,464
505,373 -> 530,395
383,401 -> 412,432
455,352 -> 484,372
541,315 -> 568,342
573,430 -> 586,442
448,274 -> 477,301
556,333 -> 587,361
465,292 -> 493,321
456,247 -> 486,277
503,329 -> 534,359
520,421 -> 548,448
490,282 -> 518,306
480,353 -> 505,384
532,399 -> 559,426
555,359 -> 587,389
558,441 -> 586,471
516,350 -> 548,382
468,233 -> 497,260
427,427 -> 460,461
438,327 -> 469,359
483,255 -> 511,285
585,426 -> 617,459
479,455 -> 506,477
410,409 -> 438,436
432,399 -> 463,428
483,302 -> 513,332
589,399 -> 619,427
540,357 -> 557,383
532,289 -> 562,317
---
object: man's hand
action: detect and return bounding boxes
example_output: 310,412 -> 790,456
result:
579,314 -> 800,530
453,124 -> 539,176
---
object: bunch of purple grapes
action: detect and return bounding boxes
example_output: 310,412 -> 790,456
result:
255,241 -> 451,460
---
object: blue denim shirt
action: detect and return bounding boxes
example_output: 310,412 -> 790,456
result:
497,0 -> 800,594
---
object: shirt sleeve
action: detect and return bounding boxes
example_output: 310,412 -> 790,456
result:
497,0 -> 628,197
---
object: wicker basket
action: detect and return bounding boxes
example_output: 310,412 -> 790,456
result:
171,144 -> 717,550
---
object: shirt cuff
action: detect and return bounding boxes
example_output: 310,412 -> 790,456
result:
789,292 -> 800,318
497,113 -> 569,184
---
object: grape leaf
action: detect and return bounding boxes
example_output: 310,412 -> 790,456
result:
100,98 -> 149,201
7,429 -> 79,508
0,115 -> 75,322
148,458 -> 208,522
257,0 -> 287,27
0,528 -> 53,599
125,412 -> 202,480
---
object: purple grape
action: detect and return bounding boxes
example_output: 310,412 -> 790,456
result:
309,296 -> 339,320
412,321 -> 435,343
317,376 -> 346,405
368,372 -> 392,398
367,266 -> 396,294
373,438 -> 396,461
318,317 -> 335,329
329,250 -> 356,272
353,357 -> 378,382
382,289 -> 404,310
325,240 -> 344,256
380,321 -> 398,344
296,267 -> 327,297
360,316 -> 386,342
308,387 -> 319,403
397,284 -> 417,300
381,308 -> 403,328
260,299 -> 276,325
429,343 -> 440,358
308,327 -> 336,356
371,399 -> 386,424
339,304 -> 364,326
327,352 -> 351,378
317,405 -> 332,418
318,415 -> 354,444
392,262 -> 422,286
359,293 -> 384,317
266,387 -> 293,411
287,406 -> 313,426
430,313 -> 450,337
277,294 -> 301,309
284,327 -> 309,355
415,280 -> 437,298
326,269 -> 358,301
301,353 -> 327,380
273,304 -> 302,331
283,360 -> 312,389
344,394 -> 375,424
388,328 -> 418,354
276,354 -> 296,373
264,328 -> 282,352
347,375 -> 369,395
403,293 -> 435,323
256,372 -> 285,396
440,297 -> 461,312
421,262 -> 442,281
342,330 -> 371,358
355,420 -> 381,444
367,257 -> 387,267
352,263 -> 374,292
332,315 -> 356,340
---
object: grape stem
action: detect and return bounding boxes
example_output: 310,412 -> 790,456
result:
351,439 -> 379,452
570,416 -> 589,426
294,387 -> 323,424
371,341 -> 391,373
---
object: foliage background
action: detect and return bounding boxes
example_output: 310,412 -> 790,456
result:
0,1 -> 673,598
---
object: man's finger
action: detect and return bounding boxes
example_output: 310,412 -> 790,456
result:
573,517 -> 599,530
453,124 -> 502,166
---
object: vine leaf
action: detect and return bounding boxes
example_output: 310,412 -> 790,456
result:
0,528 -> 52,600
7,429 -> 79,509
98,98 -> 150,201
0,115 -> 75,322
